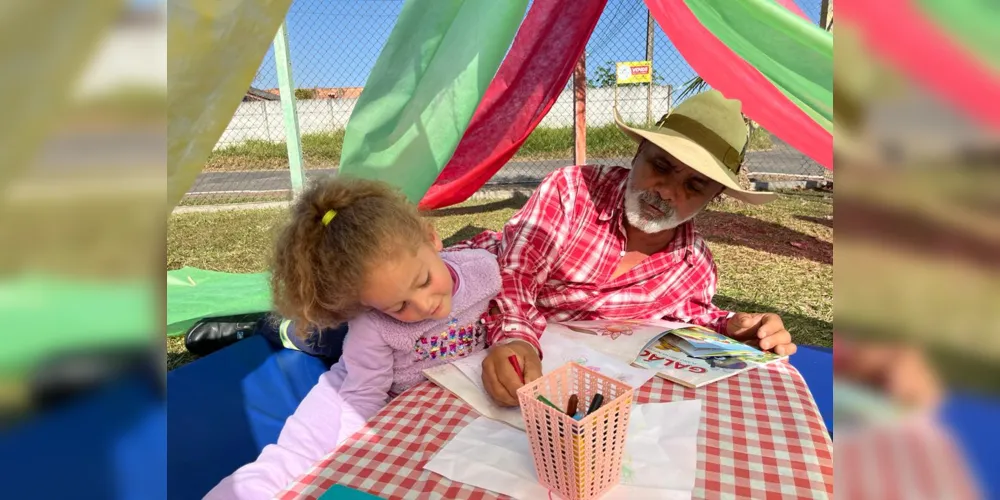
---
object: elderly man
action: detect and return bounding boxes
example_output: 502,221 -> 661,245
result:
451,90 -> 797,406
185,90 -> 797,408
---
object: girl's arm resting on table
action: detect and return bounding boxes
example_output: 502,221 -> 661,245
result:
337,313 -> 396,423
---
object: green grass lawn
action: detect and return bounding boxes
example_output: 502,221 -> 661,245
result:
206,124 -> 774,172
167,191 -> 832,369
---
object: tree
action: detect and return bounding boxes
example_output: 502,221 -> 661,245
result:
294,88 -> 316,100
676,75 -> 709,101
587,61 -> 664,88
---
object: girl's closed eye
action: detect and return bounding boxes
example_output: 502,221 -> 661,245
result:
393,302 -> 407,313
419,273 -> 432,288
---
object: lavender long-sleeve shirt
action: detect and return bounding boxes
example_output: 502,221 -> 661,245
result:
205,248 -> 500,500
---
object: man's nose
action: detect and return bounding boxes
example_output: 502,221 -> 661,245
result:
653,183 -> 676,205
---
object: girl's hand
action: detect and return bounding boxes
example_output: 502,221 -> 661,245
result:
481,341 -> 542,407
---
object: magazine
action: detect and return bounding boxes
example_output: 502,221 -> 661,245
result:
631,326 -> 787,388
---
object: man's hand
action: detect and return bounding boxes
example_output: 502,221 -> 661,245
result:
481,340 -> 542,407
727,312 -> 797,356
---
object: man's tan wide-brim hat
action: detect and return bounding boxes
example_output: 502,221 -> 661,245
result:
615,90 -> 776,205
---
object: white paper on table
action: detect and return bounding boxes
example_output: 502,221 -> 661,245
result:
451,333 -> 658,393
424,351 -> 527,429
424,400 -> 702,500
547,319 -> 692,363
427,333 -> 660,429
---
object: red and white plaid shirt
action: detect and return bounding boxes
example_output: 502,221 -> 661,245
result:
451,165 -> 731,356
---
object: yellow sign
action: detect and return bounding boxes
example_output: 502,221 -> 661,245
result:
615,61 -> 652,84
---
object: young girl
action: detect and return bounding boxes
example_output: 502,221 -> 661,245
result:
206,176 -> 500,500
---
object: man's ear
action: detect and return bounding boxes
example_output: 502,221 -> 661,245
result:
630,140 -> 646,168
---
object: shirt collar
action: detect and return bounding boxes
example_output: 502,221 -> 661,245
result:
445,261 -> 460,295
603,171 -> 696,265
598,172 -> 628,223
671,222 -> 697,266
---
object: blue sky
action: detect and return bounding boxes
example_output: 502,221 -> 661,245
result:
253,0 -> 821,91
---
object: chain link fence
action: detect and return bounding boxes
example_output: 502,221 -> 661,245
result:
182,0 -> 829,206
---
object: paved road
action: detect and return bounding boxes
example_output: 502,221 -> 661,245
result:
188,134 -> 825,195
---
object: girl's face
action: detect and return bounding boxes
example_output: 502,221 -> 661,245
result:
359,231 -> 454,323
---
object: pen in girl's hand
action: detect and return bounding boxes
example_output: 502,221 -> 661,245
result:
507,354 -> 525,384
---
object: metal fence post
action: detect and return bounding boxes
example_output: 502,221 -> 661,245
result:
273,21 -> 305,195
646,9 -> 654,126
573,53 -> 587,165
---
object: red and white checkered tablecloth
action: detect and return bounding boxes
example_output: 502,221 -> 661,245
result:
836,418 -> 981,500
278,361 -> 834,499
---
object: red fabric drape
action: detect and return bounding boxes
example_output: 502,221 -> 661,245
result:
839,0 -> 1000,131
645,0 -> 833,169
418,0 -> 607,210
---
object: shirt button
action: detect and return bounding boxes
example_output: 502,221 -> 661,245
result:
619,251 -> 626,257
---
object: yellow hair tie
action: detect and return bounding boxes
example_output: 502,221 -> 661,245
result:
321,210 -> 337,226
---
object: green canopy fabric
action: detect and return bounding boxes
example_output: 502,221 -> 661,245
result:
915,0 -> 1000,72
0,276 -> 153,377
166,267 -> 272,337
683,0 -> 833,132
338,0 -> 529,203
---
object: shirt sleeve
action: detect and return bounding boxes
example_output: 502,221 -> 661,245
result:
483,170 -> 575,357
446,229 -> 502,256
338,314 -> 396,421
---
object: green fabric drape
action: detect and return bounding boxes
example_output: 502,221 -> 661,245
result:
339,0 -> 529,202
166,267 -> 272,337
684,0 -> 833,132
916,0 -> 1000,73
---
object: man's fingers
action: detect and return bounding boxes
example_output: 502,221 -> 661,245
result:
774,342 -> 797,356
758,328 -> 791,351
727,312 -> 764,338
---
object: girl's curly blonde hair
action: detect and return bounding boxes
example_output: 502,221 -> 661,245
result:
270,175 -> 429,334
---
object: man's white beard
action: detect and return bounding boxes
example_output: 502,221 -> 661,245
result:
624,175 -> 697,234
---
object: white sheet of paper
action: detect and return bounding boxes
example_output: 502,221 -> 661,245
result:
425,324 -> 660,430
450,331 -> 658,395
547,319 -> 692,363
428,351 -> 527,429
425,400 -> 701,500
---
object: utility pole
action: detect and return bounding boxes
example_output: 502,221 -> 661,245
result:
573,53 -> 587,165
646,9 -> 654,126
820,0 -> 832,31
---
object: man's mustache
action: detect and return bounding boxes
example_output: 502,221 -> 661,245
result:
638,190 -> 674,217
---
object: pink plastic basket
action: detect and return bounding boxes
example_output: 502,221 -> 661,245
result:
517,362 -> 634,500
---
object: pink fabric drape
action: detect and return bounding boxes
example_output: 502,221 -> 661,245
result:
418,0 -> 608,210
839,0 -> 1000,131
645,0 -> 833,169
